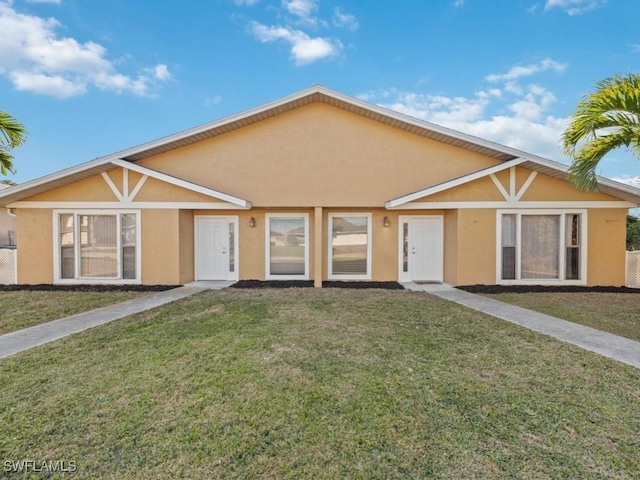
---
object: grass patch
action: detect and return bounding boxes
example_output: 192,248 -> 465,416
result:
1,288 -> 639,478
480,291 -> 640,342
0,291 -> 151,335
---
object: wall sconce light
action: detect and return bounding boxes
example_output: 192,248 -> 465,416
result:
383,216 -> 390,227
249,217 -> 256,228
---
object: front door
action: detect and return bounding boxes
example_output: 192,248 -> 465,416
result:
195,217 -> 237,280
399,216 -> 443,282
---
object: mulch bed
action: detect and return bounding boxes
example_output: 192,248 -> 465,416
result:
323,281 -> 404,290
459,285 -> 640,294
0,284 -> 179,292
229,280 -> 314,289
229,280 -> 405,289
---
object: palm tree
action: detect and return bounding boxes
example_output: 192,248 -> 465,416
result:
0,110 -> 27,176
562,73 -> 640,191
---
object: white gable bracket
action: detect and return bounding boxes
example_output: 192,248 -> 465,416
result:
109,159 -> 252,208
101,172 -> 124,202
385,158 -> 526,208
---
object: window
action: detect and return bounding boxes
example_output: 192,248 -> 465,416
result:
266,214 -> 309,279
498,211 -> 585,284
329,213 -> 372,279
55,211 -> 140,283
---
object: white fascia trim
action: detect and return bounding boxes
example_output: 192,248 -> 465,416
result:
0,157 -> 112,201
9,201 -> 250,210
265,213 -> 310,280
109,159 -> 251,208
387,201 -> 636,210
385,159 -> 526,208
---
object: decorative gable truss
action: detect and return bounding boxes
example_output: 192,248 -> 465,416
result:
386,159 -> 636,210
7,159 -> 252,210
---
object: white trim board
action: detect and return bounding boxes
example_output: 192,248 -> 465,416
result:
8,201 -> 250,210
387,201 -> 636,210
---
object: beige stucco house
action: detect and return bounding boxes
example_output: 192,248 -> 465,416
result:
1,85 -> 639,287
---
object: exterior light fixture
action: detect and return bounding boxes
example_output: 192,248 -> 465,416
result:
383,216 -> 390,227
249,217 -> 256,228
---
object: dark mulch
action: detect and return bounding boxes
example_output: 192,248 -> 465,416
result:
229,280 -> 405,290
459,284 -> 640,294
323,281 -> 404,290
0,284 -> 179,293
229,280 -> 314,289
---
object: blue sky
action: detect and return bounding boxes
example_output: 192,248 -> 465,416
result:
2,0 -> 639,186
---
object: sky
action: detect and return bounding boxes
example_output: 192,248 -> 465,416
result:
1,0 -> 639,187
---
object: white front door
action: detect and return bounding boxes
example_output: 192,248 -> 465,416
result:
195,217 -> 237,280
399,216 -> 443,282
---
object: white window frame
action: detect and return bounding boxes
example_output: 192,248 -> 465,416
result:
328,212 -> 372,280
265,213 -> 309,280
495,209 -> 587,285
53,209 -> 142,285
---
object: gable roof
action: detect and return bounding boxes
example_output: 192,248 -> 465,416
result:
0,158 -> 251,208
1,84 -> 639,206
387,157 -> 640,207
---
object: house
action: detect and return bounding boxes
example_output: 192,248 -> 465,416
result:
0,184 -> 16,247
1,85 -> 639,287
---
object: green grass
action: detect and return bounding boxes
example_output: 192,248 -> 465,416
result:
481,291 -> 640,342
1,288 -> 639,479
0,290 -> 150,335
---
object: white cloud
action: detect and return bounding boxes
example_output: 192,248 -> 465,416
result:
332,7 -> 358,31
486,58 -> 567,82
544,0 -> 607,15
359,82 -> 569,161
250,21 -> 341,65
453,0 -> 465,7
25,0 -> 61,4
611,175 -> 640,186
283,0 -> 317,19
234,0 -> 259,5
0,2 -> 170,98
152,64 -> 171,80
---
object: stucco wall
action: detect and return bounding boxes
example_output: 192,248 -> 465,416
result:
455,209 -> 496,285
443,210 -> 458,284
587,208 -> 626,286
16,208 -> 53,284
179,210 -> 194,284
141,209 -> 181,284
137,103 -> 500,207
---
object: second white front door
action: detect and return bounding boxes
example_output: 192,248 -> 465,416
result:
195,217 -> 237,281
399,216 -> 443,282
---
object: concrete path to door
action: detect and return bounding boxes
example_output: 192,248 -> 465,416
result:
405,282 -> 640,369
0,281 -> 233,360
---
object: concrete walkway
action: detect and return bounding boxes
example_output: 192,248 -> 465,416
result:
405,282 -> 640,369
0,281 -> 233,360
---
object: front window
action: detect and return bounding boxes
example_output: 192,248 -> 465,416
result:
499,211 -> 584,283
56,211 -> 139,283
266,215 -> 308,279
329,213 -> 372,279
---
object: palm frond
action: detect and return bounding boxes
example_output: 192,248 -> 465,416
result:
563,73 -> 640,191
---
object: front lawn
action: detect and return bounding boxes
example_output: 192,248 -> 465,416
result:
477,291 -> 640,342
1,289 -> 638,479
0,290 -> 151,335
